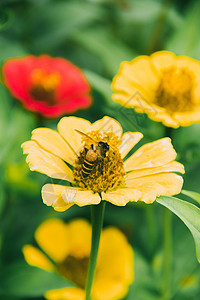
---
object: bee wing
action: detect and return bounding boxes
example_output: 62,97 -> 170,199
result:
75,129 -> 98,145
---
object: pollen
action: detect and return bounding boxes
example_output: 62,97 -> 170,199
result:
155,67 -> 195,113
31,69 -> 60,91
73,130 -> 126,194
30,69 -> 60,105
57,255 -> 89,288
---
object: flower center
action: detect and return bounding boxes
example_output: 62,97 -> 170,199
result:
57,255 -> 89,288
30,69 -> 60,105
73,130 -> 125,194
154,67 -> 195,113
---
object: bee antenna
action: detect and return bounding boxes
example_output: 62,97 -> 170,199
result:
75,129 -> 83,135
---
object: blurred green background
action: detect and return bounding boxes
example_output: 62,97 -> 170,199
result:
0,0 -> 200,299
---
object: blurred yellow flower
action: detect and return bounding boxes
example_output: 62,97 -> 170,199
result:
23,218 -> 134,300
22,116 -> 184,211
112,51 -> 200,128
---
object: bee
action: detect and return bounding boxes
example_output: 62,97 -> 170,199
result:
75,129 -> 110,177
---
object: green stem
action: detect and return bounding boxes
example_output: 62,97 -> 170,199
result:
35,114 -> 45,128
145,205 -> 157,258
162,208 -> 172,300
85,201 -> 106,300
162,125 -> 173,299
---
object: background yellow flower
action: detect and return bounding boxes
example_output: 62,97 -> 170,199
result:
23,218 -> 134,300
22,116 -> 184,211
112,51 -> 200,128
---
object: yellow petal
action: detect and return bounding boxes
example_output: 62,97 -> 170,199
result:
125,161 -> 185,181
126,173 -> 183,203
124,138 -> 177,172
57,117 -> 91,155
150,51 -> 176,73
147,108 -> 180,128
93,279 -> 129,300
112,75 -> 151,103
174,110 -> 200,127
112,92 -> 131,105
118,56 -> 159,90
31,128 -> 76,166
22,245 -> 54,271
42,184 -> 101,212
67,219 -> 91,258
97,228 -> 134,283
22,141 -> 74,182
102,188 -> 141,206
35,218 -> 69,263
91,116 -> 123,138
45,287 -> 85,300
93,228 -> 134,300
119,132 -> 143,158
177,56 -> 200,82
112,89 -> 162,115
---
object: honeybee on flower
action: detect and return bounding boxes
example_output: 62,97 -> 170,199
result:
22,116 -> 184,211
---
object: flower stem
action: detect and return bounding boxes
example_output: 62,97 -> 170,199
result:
85,201 -> 106,300
162,208 -> 172,300
162,126 -> 174,299
145,205 -> 157,258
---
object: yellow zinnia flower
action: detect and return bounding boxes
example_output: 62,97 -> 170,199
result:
21,116 -> 184,211
23,218 -> 134,300
112,51 -> 200,128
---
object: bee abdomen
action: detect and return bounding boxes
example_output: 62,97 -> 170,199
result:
84,160 -> 94,169
82,159 -> 95,177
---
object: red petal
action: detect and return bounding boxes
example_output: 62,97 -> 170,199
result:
2,55 -> 92,118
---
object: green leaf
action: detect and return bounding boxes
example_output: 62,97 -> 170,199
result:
0,166 -> 5,216
156,196 -> 200,263
74,27 -> 136,76
0,8 -> 12,30
165,1 -> 200,57
0,103 -> 35,164
181,190 -> 200,205
171,221 -> 200,299
84,69 -> 112,105
32,2 -> 105,51
0,262 -> 74,297
0,84 -> 11,145
119,0 -> 178,24
0,37 -> 27,64
126,250 -> 160,300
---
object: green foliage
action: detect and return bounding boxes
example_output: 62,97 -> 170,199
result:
165,1 -> 200,58
182,190 -> 200,205
157,196 -> 200,263
31,1 -> 105,52
84,69 -> 112,105
0,8 -> 12,31
0,166 -> 5,217
0,262 -> 74,297
74,27 -> 136,76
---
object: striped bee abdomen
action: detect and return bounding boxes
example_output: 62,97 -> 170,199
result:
82,159 -> 95,177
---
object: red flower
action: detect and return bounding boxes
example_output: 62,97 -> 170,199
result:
2,55 -> 92,118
